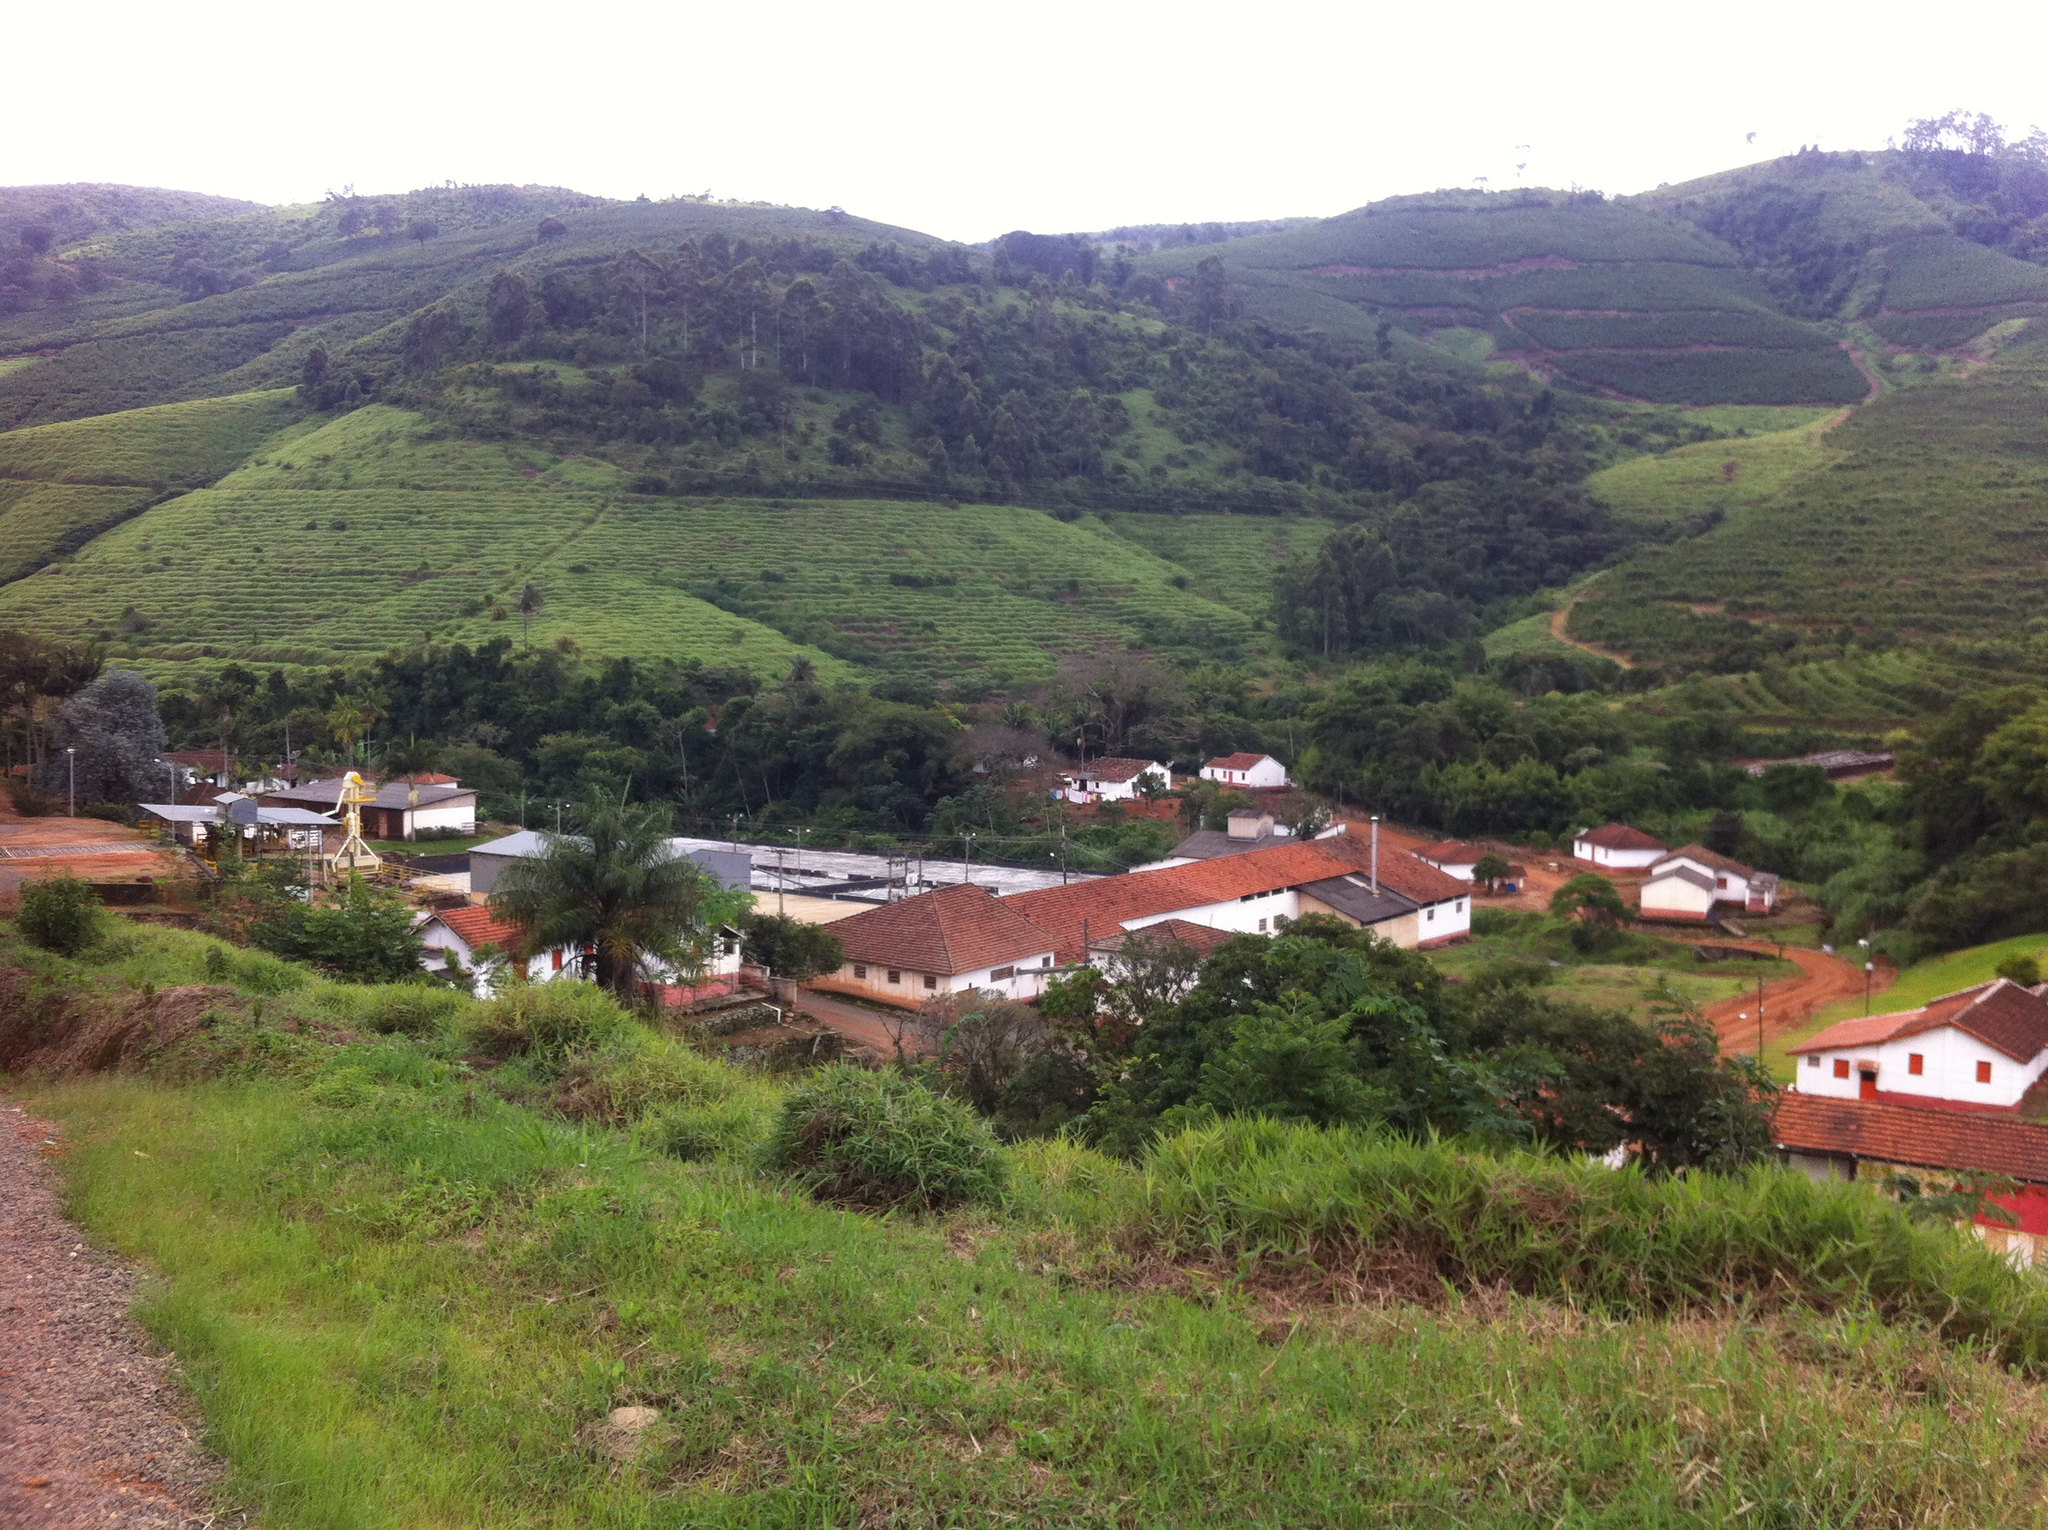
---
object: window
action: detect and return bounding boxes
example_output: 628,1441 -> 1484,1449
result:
923,975 -> 938,991
1426,907 -> 1436,922
990,966 -> 1015,982
1716,877 -> 1728,889
1041,956 -> 1052,968
1833,1059 -> 1850,1079
854,964 -> 867,980
1909,1053 -> 1924,1076
1806,1054 -> 1819,1069
887,969 -> 901,984
551,950 -> 563,972
1978,1060 -> 1993,1084
1455,900 -> 1465,915
1257,918 -> 1268,933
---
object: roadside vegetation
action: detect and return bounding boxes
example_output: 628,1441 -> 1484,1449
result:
11,911 -> 2048,1526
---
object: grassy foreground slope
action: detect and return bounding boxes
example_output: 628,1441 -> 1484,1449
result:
13,921 -> 2048,1528
1136,192 -> 1868,405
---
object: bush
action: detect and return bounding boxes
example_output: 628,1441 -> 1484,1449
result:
1997,953 -> 2041,987
1142,1116 -> 2048,1371
762,1065 -> 1007,1211
551,1032 -> 770,1124
7,777 -> 56,816
649,1098 -> 770,1161
17,875 -> 103,956
463,981 -> 635,1061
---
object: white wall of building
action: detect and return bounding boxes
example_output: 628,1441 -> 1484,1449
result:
1794,1025 -> 2048,1108
408,799 -> 477,836
1574,837 -> 1664,869
1059,762 -> 1169,803
1201,757 -> 1289,789
418,926 -> 575,999
1657,854 -> 1751,904
1640,872 -> 1717,919
1122,888 -> 1303,939
832,950 -> 1058,1005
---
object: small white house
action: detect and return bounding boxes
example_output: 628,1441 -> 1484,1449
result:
1641,845 -> 1779,919
1200,752 -> 1290,790
417,906 -> 579,997
1057,757 -> 1171,804
1413,840 -> 1485,881
1572,823 -> 1668,869
1791,980 -> 2048,1109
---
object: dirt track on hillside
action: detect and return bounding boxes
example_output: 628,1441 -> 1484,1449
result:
1687,939 -> 1885,1056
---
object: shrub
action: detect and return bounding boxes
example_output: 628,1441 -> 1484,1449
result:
762,1065 -> 1006,1211
17,875 -> 103,956
1996,953 -> 2041,987
649,1099 -> 770,1161
1142,1116 -> 2048,1371
6,777 -> 56,816
551,1032 -> 768,1123
463,981 -> 634,1061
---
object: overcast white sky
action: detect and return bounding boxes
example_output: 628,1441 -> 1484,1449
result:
9,1 -> 2045,242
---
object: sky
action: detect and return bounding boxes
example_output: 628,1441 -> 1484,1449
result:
9,0 -> 2047,243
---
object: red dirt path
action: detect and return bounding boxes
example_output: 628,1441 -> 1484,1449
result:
1688,939 -> 1885,1056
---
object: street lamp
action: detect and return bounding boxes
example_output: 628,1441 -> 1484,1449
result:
1858,937 -> 1873,1015
65,746 -> 74,818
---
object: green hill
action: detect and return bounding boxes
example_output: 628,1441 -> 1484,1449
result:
1135,191 -> 1870,405
1565,327 -> 2048,693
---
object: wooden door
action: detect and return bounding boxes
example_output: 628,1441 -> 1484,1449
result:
1859,1070 -> 1878,1101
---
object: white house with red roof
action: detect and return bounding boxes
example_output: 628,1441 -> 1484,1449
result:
1413,839 -> 1486,880
1640,845 -> 1779,919
1056,757 -> 1171,804
1571,823 -> 1668,870
1199,752 -> 1290,790
818,883 -> 1060,1007
1790,980 -> 2048,1109
417,905 -> 580,997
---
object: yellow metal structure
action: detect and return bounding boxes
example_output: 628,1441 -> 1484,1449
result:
323,770 -> 383,880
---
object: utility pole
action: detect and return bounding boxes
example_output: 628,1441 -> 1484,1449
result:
1859,937 -> 1873,1016
1756,972 -> 1765,1061
65,746 -> 74,818
776,846 -> 786,916
962,831 -> 975,887
554,801 -> 563,835
1369,813 -> 1380,896
1060,821 -> 1069,885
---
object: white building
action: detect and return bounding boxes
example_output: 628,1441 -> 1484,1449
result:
1056,757 -> 1171,804
1790,979 -> 2048,1109
417,906 -> 580,996
1571,823 -> 1668,869
819,883 -> 1061,1008
1199,752 -> 1290,790
1641,845 -> 1779,919
1413,840 -> 1486,881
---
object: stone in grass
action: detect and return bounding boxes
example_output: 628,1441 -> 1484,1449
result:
588,1405 -> 665,1462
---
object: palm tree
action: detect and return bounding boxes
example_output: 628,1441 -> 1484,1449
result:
490,793 -> 728,1001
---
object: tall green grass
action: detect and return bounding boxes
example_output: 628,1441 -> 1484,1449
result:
1144,1116 -> 2048,1368
14,922 -> 2048,1525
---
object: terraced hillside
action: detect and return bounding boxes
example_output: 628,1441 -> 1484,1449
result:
0,399 -> 1259,685
1566,329 -> 2048,690
0,190 -> 946,429
1135,192 -> 1870,405
1639,150 -> 2048,353
0,390 -> 303,582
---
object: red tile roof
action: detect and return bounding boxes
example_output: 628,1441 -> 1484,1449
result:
1089,918 -> 1241,956
1063,757 -> 1166,784
1790,980 -> 2048,1064
1415,839 -> 1484,865
1206,752 -> 1275,772
1577,824 -> 1667,851
828,883 -> 1057,976
428,905 -> 527,952
166,749 -> 237,771
1772,1093 -> 2048,1184
1006,831 -> 1466,962
1654,844 -> 1756,878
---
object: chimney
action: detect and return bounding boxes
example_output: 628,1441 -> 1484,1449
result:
1370,815 -> 1380,896
1226,809 -> 1275,841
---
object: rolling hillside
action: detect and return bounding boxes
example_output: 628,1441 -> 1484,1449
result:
1134,191 -> 1871,405
1566,327 -> 2048,694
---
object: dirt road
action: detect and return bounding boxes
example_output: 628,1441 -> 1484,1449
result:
0,1106 -> 223,1528
1545,603 -> 1636,668
1688,940 -> 1883,1056
796,988 -> 927,1059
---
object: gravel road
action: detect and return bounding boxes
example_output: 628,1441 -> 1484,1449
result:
0,1105 -> 228,1528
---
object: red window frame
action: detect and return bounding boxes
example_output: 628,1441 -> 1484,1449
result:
1977,1060 -> 1994,1084
1832,1059 -> 1850,1079
1908,1053 -> 1924,1075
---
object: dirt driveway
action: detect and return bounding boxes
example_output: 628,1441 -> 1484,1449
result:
1684,939 -> 1881,1056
